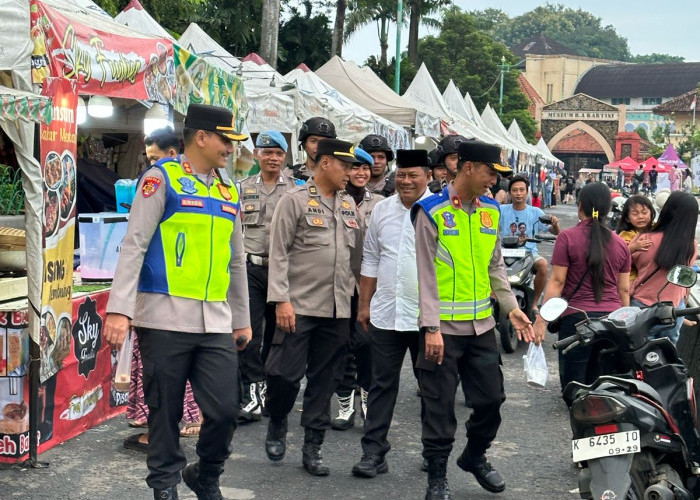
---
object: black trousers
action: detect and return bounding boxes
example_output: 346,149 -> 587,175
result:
336,292 -> 372,395
265,314 -> 350,429
361,326 -> 420,457
137,328 -> 239,490
418,329 -> 505,459
240,262 -> 275,385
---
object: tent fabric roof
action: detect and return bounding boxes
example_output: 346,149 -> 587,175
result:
442,80 -> 471,121
511,34 -> 579,59
480,104 -> 533,155
403,63 -> 451,120
179,23 -> 242,72
114,0 -> 174,41
316,56 -> 417,126
575,63 -> 700,98
658,143 -> 688,168
536,137 -> 564,166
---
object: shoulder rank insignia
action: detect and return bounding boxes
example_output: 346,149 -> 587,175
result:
308,185 -> 318,195
177,176 -> 198,195
182,161 -> 194,175
308,199 -> 320,207
142,176 -> 161,198
218,184 -> 233,200
341,201 -> 351,209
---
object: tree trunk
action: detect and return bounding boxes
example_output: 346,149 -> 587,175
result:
379,17 -> 388,68
259,0 -> 280,69
331,0 -> 347,57
407,1 -> 420,66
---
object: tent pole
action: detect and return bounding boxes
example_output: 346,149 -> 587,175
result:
394,0 -> 402,94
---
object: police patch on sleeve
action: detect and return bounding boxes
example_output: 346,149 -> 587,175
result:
142,177 -> 161,198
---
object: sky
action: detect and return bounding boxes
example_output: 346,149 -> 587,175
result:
342,0 -> 700,66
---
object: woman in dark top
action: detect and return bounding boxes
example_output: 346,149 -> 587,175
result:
533,182 -> 631,402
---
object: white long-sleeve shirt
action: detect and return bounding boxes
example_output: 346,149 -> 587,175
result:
360,190 -> 430,331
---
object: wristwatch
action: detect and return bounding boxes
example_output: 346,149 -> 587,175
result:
425,326 -> 440,333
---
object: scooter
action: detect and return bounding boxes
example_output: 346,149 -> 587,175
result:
542,265 -> 700,500
495,215 -> 556,353
608,187 -> 631,230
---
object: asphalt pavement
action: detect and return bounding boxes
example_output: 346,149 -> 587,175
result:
1,202 -> 588,500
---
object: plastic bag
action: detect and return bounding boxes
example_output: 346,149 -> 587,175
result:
113,329 -> 134,392
523,343 -> 548,388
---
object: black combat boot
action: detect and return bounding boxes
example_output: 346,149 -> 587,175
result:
425,456 -> 451,500
302,428 -> 330,476
182,460 -> 225,500
265,416 -> 287,461
153,486 -> 178,500
456,449 -> 505,493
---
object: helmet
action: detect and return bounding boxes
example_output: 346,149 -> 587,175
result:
359,134 -> 394,162
437,135 -> 467,163
299,117 -> 337,143
428,148 -> 445,169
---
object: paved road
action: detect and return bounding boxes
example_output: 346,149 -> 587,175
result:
1,203 -> 588,500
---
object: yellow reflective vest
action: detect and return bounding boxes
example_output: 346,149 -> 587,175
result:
138,158 -> 240,301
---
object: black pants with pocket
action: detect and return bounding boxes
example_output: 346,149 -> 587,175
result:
418,329 -> 505,459
264,314 -> 350,429
240,261 -> 275,385
336,292 -> 373,395
361,326 -> 420,457
137,328 -> 239,490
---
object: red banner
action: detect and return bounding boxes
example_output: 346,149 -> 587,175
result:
30,0 -> 175,103
0,291 -> 125,462
40,77 -> 77,383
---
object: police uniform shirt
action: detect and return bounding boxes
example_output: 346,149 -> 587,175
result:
413,182 -> 517,336
239,173 -> 296,256
106,157 -> 250,333
357,189 -> 384,230
267,179 -> 364,318
367,175 -> 389,195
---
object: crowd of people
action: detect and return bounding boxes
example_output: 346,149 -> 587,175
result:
102,103 -> 698,500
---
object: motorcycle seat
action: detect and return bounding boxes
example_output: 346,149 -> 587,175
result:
566,376 -> 664,404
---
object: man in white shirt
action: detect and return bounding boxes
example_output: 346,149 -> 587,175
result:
351,149 -> 431,478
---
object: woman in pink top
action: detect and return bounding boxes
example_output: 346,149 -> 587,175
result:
630,191 -> 698,344
533,182 -> 631,402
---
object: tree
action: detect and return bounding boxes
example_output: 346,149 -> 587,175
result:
260,0 -> 281,68
407,0 -> 450,66
331,0 -> 347,57
634,125 -> 649,142
469,8 -> 509,37
93,0 -> 204,26
345,0 -> 407,70
278,4 -> 332,73
630,53 -> 685,64
416,8 -> 537,140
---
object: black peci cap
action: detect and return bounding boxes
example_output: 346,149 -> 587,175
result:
315,139 -> 361,164
458,140 -> 512,175
184,103 -> 248,141
395,149 -> 430,168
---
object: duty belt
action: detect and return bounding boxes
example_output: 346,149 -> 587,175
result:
247,254 -> 269,267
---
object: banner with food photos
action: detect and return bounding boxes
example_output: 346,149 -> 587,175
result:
40,77 -> 77,383
30,0 -> 175,103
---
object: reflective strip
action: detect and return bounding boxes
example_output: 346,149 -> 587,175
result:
436,245 -> 454,268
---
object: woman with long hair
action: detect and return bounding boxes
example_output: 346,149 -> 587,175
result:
630,191 -> 698,344
533,182 -> 631,401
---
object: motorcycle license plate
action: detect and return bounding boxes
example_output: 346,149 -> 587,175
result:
571,430 -> 640,462
501,248 -> 527,258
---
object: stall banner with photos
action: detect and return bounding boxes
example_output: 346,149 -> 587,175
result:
40,78 -> 77,383
30,0 -> 175,103
173,44 -> 247,132
0,291 -> 126,462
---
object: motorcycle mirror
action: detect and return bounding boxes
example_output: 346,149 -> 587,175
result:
666,265 -> 697,289
540,297 -> 569,322
538,215 -> 553,224
502,236 -> 520,249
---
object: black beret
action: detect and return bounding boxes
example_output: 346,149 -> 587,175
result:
395,149 -> 429,168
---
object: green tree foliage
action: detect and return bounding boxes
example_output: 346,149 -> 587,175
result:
629,53 -> 685,64
416,7 -> 537,141
366,54 -> 417,94
634,125 -> 650,141
277,4 -> 332,73
346,0 -> 408,69
407,0 -> 451,65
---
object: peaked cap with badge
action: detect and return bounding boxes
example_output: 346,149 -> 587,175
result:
184,103 -> 248,141
458,140 -> 512,175
315,139 -> 362,164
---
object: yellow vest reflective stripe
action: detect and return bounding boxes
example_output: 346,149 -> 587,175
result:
138,159 -> 240,301
418,191 -> 500,321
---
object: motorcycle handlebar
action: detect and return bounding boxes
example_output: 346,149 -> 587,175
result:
552,334 -> 579,351
676,306 -> 700,317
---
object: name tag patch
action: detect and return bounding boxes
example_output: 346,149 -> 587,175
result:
221,204 -> 238,216
181,198 -> 204,208
443,229 -> 459,236
480,227 -> 497,235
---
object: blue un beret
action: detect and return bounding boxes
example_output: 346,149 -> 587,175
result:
354,147 -> 374,166
256,130 -> 288,152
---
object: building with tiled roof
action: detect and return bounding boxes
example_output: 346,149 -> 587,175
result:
517,73 -> 543,119
652,88 -> 699,147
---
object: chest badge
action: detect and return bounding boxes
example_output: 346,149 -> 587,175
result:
312,217 -> 324,226
441,212 -> 457,229
177,176 -> 198,195
480,211 -> 494,228
217,184 -> 233,200
308,199 -> 319,207
341,200 -> 351,209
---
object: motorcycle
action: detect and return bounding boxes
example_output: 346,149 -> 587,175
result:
495,214 -> 556,353
542,265 -> 700,500
608,187 -> 631,231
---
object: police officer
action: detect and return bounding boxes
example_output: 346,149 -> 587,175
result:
331,147 -> 384,430
437,134 -> 467,184
237,130 -> 297,423
265,139 -> 364,476
427,147 -> 448,194
359,134 -> 395,196
104,103 -> 252,500
412,140 -> 534,499
283,117 -> 337,181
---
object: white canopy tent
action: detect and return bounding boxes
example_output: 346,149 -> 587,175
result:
114,0 -> 174,41
480,104 -> 536,164
507,119 -> 544,160
537,137 -> 565,168
316,56 -> 439,136
284,66 -> 409,149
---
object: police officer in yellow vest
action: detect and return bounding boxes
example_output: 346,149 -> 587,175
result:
412,140 -> 534,500
104,103 -> 252,500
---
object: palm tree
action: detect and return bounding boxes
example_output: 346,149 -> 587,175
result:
345,0 -> 407,69
331,0 -> 347,57
260,0 -> 281,68
407,0 -> 450,66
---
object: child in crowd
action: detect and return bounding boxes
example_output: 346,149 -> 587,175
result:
531,190 -> 541,208
616,195 -> 655,282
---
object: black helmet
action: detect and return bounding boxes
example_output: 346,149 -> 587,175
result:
359,134 -> 394,162
299,117 -> 337,143
437,134 -> 467,163
428,148 -> 445,169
